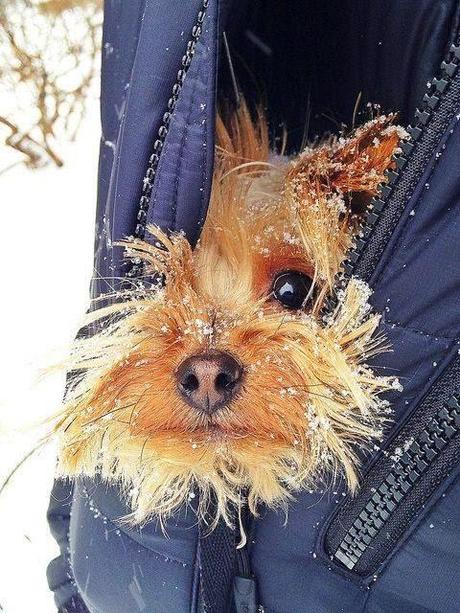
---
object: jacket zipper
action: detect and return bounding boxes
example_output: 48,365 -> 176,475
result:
233,506 -> 258,613
127,0 -> 209,280
324,356 -> 460,576
324,38 -> 460,577
328,40 -> 460,308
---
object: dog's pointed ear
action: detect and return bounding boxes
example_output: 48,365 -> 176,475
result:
329,116 -> 404,216
287,116 -> 404,219
283,117 -> 405,286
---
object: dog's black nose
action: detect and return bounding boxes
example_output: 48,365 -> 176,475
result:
176,351 -> 243,414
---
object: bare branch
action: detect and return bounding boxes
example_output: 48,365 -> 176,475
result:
0,0 -> 102,170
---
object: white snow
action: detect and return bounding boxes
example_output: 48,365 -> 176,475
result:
0,102 -> 100,612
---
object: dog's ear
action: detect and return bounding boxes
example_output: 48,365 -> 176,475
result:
329,116 -> 403,217
287,116 -> 404,219
283,117 -> 404,287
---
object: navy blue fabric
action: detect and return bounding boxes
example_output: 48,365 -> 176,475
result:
148,0 -> 232,245
47,480 -> 81,609
69,478 -> 199,613
92,0 -> 219,296
47,1 -> 460,611
223,0 -> 460,150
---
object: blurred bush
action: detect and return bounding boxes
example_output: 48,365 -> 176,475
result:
0,0 -> 102,170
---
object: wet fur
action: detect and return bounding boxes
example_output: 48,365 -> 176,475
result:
54,105 -> 403,526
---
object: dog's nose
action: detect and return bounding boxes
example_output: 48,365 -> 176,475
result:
176,351 -> 243,414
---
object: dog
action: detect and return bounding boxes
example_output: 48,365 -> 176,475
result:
54,104 -> 403,527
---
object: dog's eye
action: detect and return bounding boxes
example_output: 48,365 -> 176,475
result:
272,271 -> 313,310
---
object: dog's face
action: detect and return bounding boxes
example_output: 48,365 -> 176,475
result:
56,109 -> 403,525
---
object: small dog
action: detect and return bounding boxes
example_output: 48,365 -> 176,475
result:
54,105 -> 403,526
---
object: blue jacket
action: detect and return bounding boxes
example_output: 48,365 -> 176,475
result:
47,1 -> 460,611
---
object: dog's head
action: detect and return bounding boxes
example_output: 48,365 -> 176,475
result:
56,107 -> 403,525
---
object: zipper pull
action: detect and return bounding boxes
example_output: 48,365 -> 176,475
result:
233,575 -> 258,613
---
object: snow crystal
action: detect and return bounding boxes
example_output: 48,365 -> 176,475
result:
104,139 -> 116,152
391,447 -> 403,462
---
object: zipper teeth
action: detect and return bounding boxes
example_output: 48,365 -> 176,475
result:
333,394 -> 460,571
324,41 -> 460,313
127,0 -> 209,279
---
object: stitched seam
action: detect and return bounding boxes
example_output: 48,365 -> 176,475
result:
381,317 -> 459,342
196,7 -> 216,235
171,69 -> 200,232
66,488 -> 75,579
109,0 -> 147,254
448,1 -> 460,48
190,520 -> 201,613
197,68 -> 208,231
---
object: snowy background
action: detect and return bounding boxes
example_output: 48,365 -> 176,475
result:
0,100 -> 100,612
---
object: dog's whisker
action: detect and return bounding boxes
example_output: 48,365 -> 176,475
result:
83,402 -> 138,426
264,387 -> 333,402
265,313 -> 289,340
280,382 -> 327,389
139,437 -> 150,468
92,266 -> 117,294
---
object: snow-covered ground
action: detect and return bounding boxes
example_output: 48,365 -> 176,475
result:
0,103 -> 100,612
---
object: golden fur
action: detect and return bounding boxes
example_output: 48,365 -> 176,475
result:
53,105 -> 403,526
